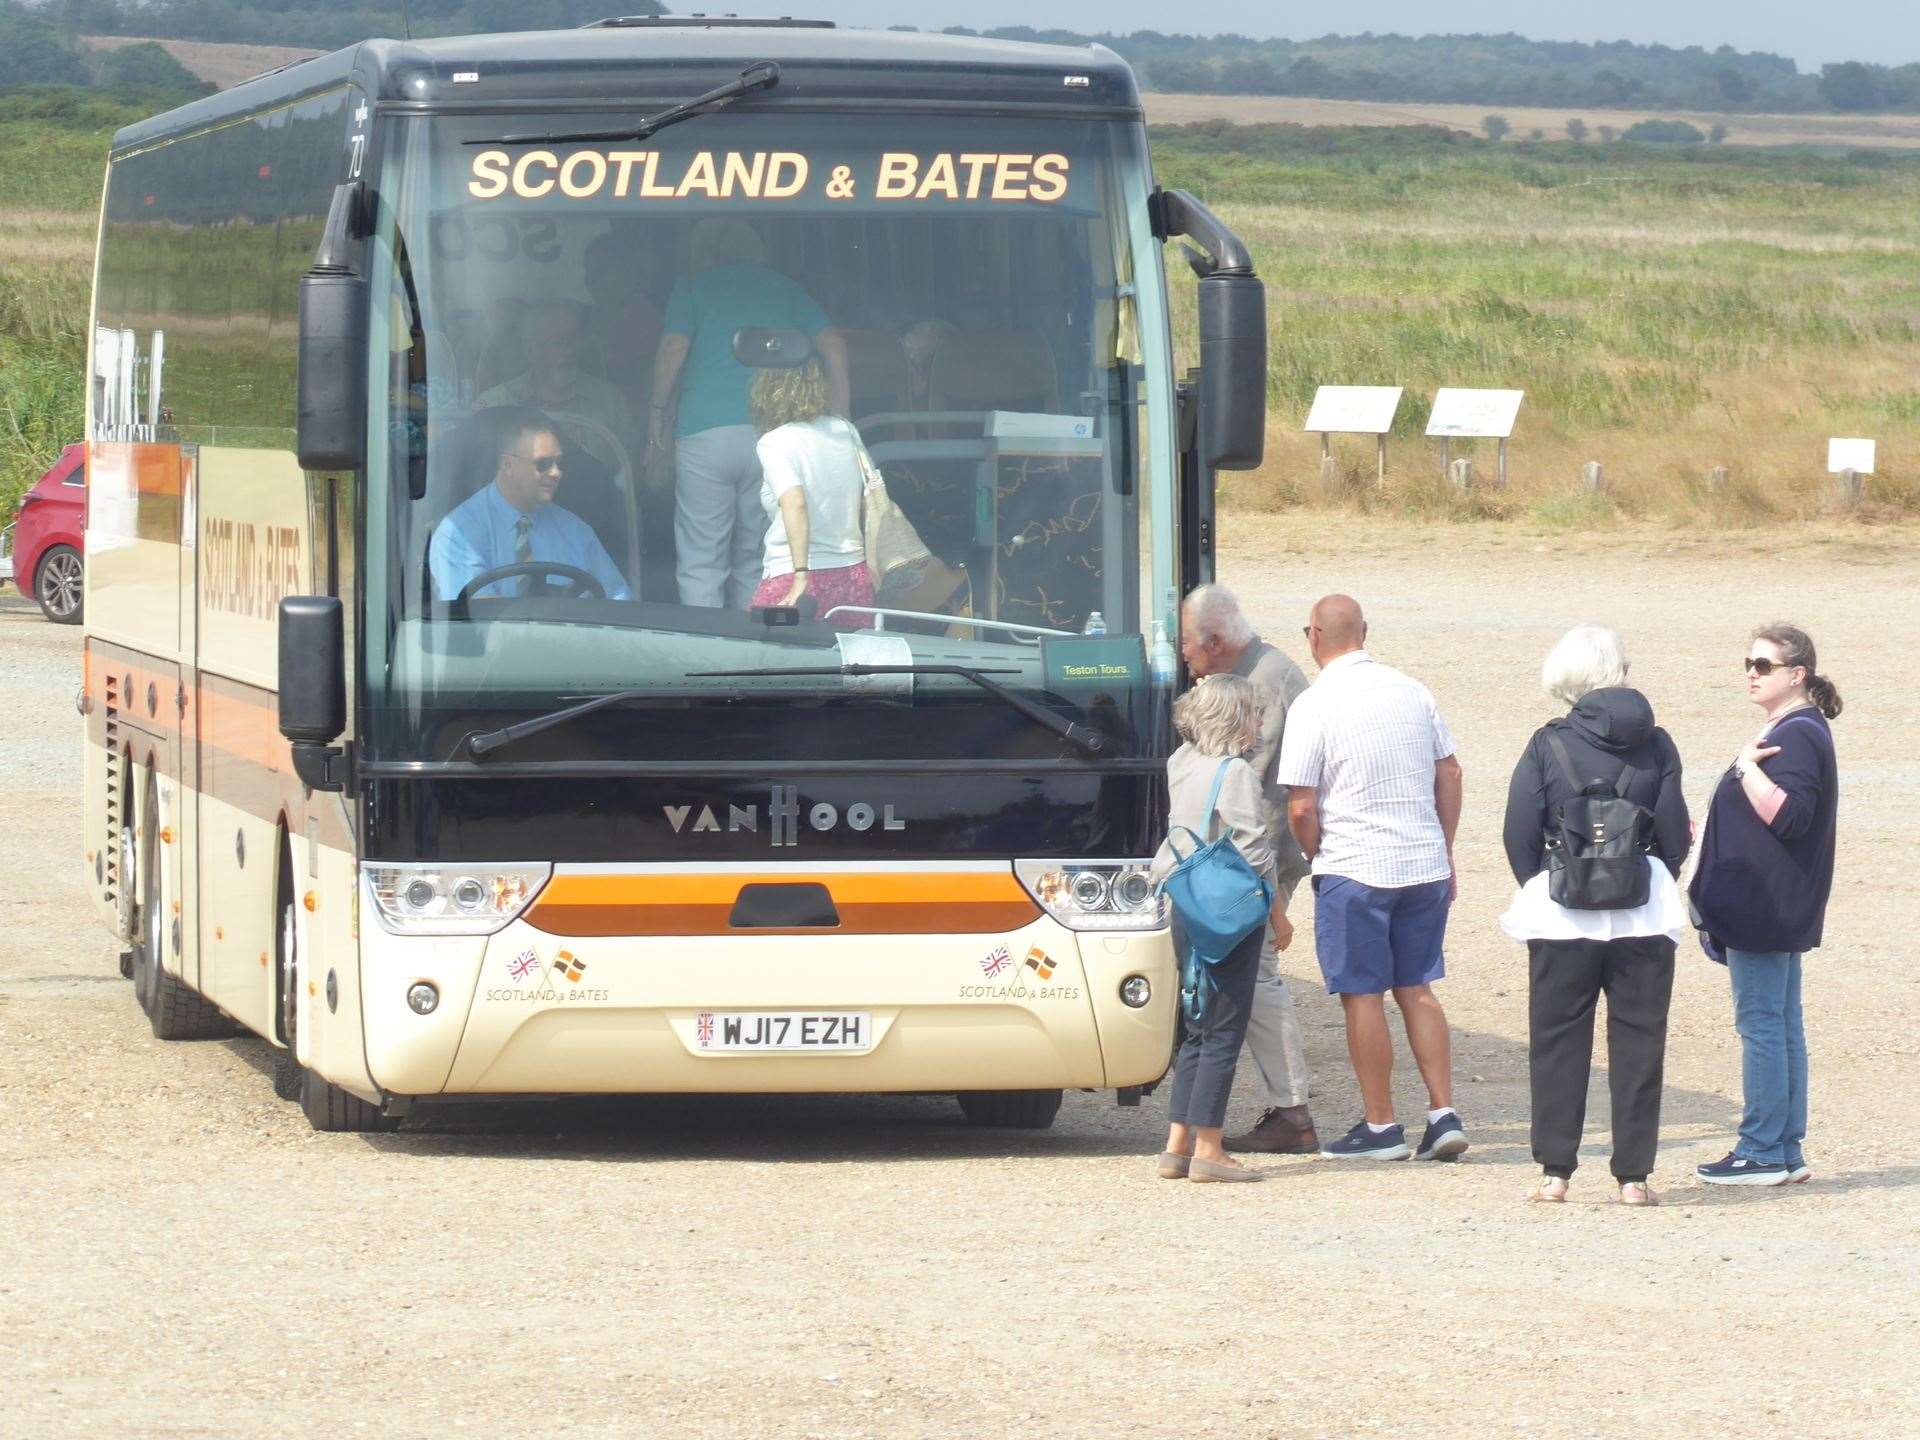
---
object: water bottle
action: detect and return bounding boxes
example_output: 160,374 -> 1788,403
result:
1083,611 -> 1106,637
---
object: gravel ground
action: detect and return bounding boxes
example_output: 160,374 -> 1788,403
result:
4,520 -> 1917,1440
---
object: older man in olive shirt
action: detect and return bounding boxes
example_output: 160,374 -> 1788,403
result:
1179,584 -> 1319,1152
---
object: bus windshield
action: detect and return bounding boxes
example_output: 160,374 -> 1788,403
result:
362,110 -> 1176,767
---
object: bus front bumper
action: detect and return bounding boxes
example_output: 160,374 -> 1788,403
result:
358,918 -> 1176,1098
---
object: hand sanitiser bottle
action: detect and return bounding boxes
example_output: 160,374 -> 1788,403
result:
1082,611 -> 1106,637
1150,621 -> 1177,686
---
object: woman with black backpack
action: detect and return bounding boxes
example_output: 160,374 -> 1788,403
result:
1500,626 -> 1692,1206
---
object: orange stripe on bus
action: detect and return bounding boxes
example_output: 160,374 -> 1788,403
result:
524,871 -> 1042,937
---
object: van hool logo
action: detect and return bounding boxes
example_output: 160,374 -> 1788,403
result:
664,786 -> 905,847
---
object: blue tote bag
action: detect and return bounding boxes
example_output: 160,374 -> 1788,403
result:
1158,758 -> 1275,1021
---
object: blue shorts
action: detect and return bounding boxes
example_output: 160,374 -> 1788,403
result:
1312,875 -> 1451,996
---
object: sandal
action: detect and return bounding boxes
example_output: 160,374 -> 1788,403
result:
1528,1176 -> 1569,1204
1618,1181 -> 1659,1207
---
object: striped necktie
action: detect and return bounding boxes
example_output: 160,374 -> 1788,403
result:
514,515 -> 533,595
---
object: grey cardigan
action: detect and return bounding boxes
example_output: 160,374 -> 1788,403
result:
1150,745 -> 1278,889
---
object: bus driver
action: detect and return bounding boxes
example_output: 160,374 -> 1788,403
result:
429,407 -> 633,601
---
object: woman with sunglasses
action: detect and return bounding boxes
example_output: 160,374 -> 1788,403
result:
1690,625 -> 1843,1187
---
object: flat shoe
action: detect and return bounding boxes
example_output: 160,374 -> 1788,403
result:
1189,1157 -> 1263,1183
1156,1152 -> 1191,1179
1528,1178 -> 1568,1204
1618,1181 -> 1659,1207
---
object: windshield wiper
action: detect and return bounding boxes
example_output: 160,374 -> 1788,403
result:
460,688 -> 658,760
689,665 -> 1112,758
468,62 -> 780,147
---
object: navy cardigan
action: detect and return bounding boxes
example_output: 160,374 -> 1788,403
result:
1689,709 -> 1838,955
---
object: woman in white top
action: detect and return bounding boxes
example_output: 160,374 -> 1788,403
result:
746,357 -> 873,631
1147,674 -> 1291,1184
1500,625 -> 1691,1207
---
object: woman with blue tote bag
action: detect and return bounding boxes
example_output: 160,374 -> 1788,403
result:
1149,674 -> 1288,1183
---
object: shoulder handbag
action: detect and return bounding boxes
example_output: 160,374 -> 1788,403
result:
854,438 -> 933,599
1158,759 -> 1276,1022
1542,731 -> 1654,911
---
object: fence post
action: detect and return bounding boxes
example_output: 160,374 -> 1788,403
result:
1581,460 -> 1606,494
1448,458 -> 1474,491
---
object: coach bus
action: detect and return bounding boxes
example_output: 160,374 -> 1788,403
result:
79,17 -> 1266,1131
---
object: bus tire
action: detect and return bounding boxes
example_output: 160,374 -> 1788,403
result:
131,777 -> 234,1041
299,1068 -> 399,1134
956,1089 -> 1063,1129
271,845 -> 302,1100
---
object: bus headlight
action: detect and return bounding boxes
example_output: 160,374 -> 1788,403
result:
1015,860 -> 1167,931
362,864 -> 551,935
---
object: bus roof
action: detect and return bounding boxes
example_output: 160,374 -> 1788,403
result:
109,22 -> 1140,153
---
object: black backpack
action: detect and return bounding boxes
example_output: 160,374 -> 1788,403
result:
1542,731 -> 1655,910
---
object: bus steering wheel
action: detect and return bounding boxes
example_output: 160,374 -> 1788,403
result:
454,562 -> 606,604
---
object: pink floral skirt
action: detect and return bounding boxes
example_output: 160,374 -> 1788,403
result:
749,561 -> 875,630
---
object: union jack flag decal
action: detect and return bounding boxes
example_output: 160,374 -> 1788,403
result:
507,949 -> 540,981
980,946 -> 1012,977
696,1012 -> 715,1047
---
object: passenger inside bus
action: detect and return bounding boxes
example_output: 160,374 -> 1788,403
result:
427,406 -> 634,601
400,198 -> 1119,633
646,217 -> 849,610
477,300 -> 631,444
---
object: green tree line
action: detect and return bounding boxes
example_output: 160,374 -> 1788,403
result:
944,25 -> 1920,115
5,0 -> 662,58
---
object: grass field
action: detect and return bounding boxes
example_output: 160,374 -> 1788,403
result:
4,99 -> 1919,528
1145,92 -> 1920,150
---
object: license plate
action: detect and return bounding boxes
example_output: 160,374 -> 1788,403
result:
693,1011 -> 873,1053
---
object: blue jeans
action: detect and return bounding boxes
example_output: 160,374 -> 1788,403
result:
1727,949 -> 1807,1167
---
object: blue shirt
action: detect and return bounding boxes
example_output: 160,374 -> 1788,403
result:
663,263 -> 831,437
428,483 -> 631,601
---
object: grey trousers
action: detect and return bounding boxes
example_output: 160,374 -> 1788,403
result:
1167,925 -> 1264,1130
674,424 -> 764,609
1243,879 -> 1312,1109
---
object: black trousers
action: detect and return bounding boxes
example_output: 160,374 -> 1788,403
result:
1528,935 -> 1676,1182
1167,926 -> 1263,1130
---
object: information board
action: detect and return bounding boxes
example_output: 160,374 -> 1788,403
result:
1827,438 -> 1876,475
1303,386 -> 1403,436
1426,388 -> 1526,439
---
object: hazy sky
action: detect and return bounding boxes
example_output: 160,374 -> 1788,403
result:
788,2 -> 1920,71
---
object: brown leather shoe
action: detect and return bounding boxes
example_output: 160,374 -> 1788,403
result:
1225,1105 -> 1320,1154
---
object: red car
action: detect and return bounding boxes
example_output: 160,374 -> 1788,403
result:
2,442 -> 86,624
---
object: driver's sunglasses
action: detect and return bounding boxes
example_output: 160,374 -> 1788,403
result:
1744,656 -> 1792,675
505,451 -> 563,474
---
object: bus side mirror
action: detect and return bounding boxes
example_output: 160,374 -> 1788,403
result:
1155,188 -> 1268,471
1196,273 -> 1266,470
297,182 -> 369,473
279,596 -> 349,791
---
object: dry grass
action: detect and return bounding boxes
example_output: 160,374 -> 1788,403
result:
78,35 -> 322,90
1145,92 -> 1920,150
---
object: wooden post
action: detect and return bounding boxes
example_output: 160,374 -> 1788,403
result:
1497,438 -> 1510,490
1448,457 -> 1474,491
1376,434 -> 1387,486
1320,433 -> 1332,464
1835,468 -> 1864,506
1440,437 -> 1452,475
1319,454 -> 1338,491
1581,460 -> 1606,494
1708,465 -> 1729,495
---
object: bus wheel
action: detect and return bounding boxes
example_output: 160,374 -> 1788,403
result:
275,842 -> 397,1134
956,1089 -> 1064,1129
137,781 -> 236,1042
300,1068 -> 399,1134
270,850 -> 302,1101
